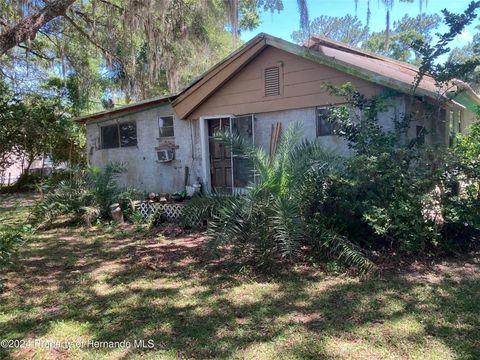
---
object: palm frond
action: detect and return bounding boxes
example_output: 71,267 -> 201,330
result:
207,195 -> 251,250
271,196 -> 303,258
214,130 -> 271,181
319,229 -> 377,275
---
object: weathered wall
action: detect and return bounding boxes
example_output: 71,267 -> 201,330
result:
1,155 -> 53,185
253,107 -> 351,156
464,108 -> 478,131
253,96 -> 406,158
1,155 -> 25,185
86,104 -> 203,193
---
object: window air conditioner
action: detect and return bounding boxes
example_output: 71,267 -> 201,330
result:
157,149 -> 174,162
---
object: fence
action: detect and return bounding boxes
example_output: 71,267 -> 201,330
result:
136,201 -> 204,228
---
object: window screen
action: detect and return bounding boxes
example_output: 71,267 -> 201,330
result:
119,122 -> 137,147
316,108 -> 338,136
101,124 -> 119,149
159,116 -> 174,137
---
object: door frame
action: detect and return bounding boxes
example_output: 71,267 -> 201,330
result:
200,115 -> 233,193
199,114 -> 255,194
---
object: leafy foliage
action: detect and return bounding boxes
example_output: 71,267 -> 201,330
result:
0,79 -> 85,177
411,1 -> 480,91
0,220 -> 33,290
31,162 -> 137,226
363,14 -> 441,64
185,124 -> 375,273
318,83 -> 480,253
448,25 -> 480,93
291,15 -> 369,46
291,12 -> 442,66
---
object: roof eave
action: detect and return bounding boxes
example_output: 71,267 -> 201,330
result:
74,94 -> 177,124
450,80 -> 480,113
265,35 -> 442,101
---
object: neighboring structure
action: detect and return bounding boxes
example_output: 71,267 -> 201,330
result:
76,33 -> 480,194
1,155 -> 54,186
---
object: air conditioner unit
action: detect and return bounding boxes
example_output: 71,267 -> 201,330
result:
157,149 -> 174,162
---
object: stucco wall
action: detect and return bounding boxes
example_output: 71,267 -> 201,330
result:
253,107 -> 351,156
252,96 -> 406,158
464,108 -> 478,131
85,98 -> 409,193
86,104 -> 203,193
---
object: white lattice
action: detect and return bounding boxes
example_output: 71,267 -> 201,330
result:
136,201 -> 204,227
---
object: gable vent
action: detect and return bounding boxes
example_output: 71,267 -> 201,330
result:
264,66 -> 280,97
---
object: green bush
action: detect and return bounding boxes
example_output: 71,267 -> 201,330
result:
31,162 -> 138,226
0,223 -> 33,289
310,83 -> 479,253
440,120 -> 480,246
188,84 -> 479,273
187,123 -> 376,273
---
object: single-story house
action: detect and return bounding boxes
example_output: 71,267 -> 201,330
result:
76,33 -> 480,194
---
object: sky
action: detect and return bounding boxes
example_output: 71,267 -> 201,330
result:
240,0 -> 479,50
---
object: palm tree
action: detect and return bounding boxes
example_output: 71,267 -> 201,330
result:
183,123 -> 376,273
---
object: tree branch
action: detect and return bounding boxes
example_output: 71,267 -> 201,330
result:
17,44 -> 53,61
63,14 -> 112,59
0,0 -> 76,56
96,0 -> 124,12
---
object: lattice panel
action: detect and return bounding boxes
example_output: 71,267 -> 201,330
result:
137,201 -> 204,227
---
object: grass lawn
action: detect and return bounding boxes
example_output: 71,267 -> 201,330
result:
1,194 -> 480,359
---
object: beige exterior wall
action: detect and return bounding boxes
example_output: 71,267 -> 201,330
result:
188,46 -> 387,119
1,155 -> 25,185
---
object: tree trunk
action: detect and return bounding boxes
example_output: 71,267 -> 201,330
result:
0,0 -> 76,56
24,154 -> 35,175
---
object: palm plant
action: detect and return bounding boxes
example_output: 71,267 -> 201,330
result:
187,123 -> 376,273
31,162 -> 135,226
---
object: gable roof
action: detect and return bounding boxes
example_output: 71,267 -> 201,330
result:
173,33 -> 480,118
77,33 -> 480,123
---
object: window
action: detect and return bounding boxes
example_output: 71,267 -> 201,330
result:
159,116 -> 174,137
264,66 -> 280,97
120,122 -> 137,147
101,122 -> 137,149
101,124 -> 119,149
316,107 -> 338,136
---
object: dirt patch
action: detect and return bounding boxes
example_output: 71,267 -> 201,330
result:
0,193 -> 38,209
129,228 -> 209,272
375,251 -> 480,284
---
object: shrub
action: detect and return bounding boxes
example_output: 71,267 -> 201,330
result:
31,162 -> 138,226
190,85 -> 479,274
439,120 -> 480,246
313,83 -> 480,253
0,222 -> 33,289
187,123 -> 376,273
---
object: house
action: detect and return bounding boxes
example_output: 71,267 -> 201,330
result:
76,33 -> 480,195
1,155 -> 55,186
